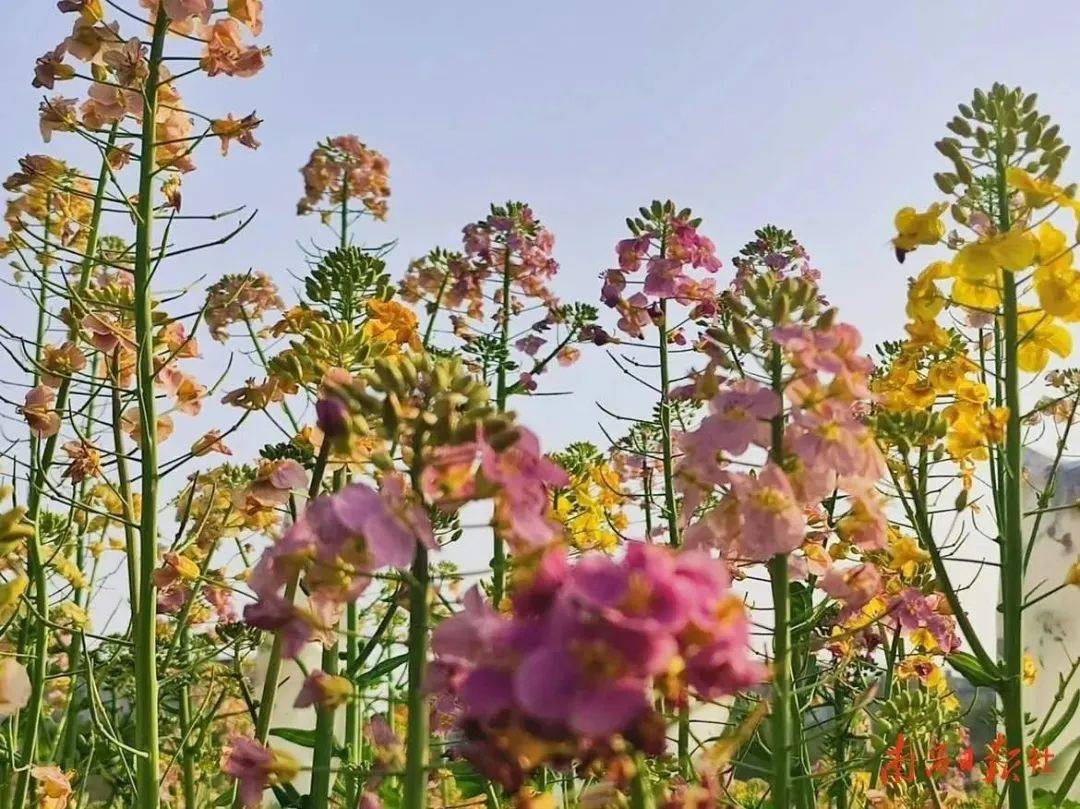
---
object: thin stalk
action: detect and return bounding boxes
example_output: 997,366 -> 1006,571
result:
344,601 -> 360,808
402,544 -> 430,809
178,677 -> 197,808
996,128 -> 1031,809
491,248 -> 512,604
308,644 -> 340,809
130,13 -> 170,806
1053,744 -> 1080,805
767,341 -> 792,808
251,444 -> 331,750
11,212 -> 53,809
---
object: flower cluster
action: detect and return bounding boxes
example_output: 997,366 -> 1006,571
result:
680,314 -> 886,565
297,135 -> 390,219
601,201 -> 721,338
430,543 -> 762,791
550,443 -> 630,552
42,0 -> 267,171
244,474 -> 433,658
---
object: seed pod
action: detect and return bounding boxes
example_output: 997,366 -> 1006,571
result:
772,293 -> 790,324
934,173 -> 957,194
731,318 -> 752,352
1041,124 -> 1061,149
947,116 -> 972,137
815,308 -> 837,330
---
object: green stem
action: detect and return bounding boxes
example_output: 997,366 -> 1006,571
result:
491,249 -> 512,605
178,677 -> 198,808
344,601 -> 360,808
1053,744 -> 1080,804
658,291 -> 689,769
308,643 -> 340,809
402,545 -> 430,809
629,755 -> 655,809
996,126 -> 1031,809
130,13 -> 170,807
11,209 -> 53,809
767,340 -> 792,809
769,554 -> 793,809
251,445 -> 331,753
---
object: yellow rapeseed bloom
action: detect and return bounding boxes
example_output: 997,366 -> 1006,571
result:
1022,652 -> 1038,686
1017,312 -> 1072,373
887,533 -> 931,579
892,203 -> 947,256
952,230 -> 1038,281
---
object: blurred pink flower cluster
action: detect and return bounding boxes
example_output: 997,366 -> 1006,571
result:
429,543 -> 762,790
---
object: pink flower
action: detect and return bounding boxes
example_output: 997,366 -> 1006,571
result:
21,385 -> 60,439
0,657 -> 31,717
480,427 -> 568,550
515,335 -> 546,356
222,736 -> 299,808
430,545 -> 760,786
200,19 -> 266,78
163,0 -> 213,24
733,463 -> 806,560
821,563 -> 882,610
245,478 -> 434,657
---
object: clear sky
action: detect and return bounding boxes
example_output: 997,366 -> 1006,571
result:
4,1 -> 1080,641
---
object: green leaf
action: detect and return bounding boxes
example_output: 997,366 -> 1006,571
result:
1034,788 -> 1080,808
269,727 -> 319,749
446,760 -> 488,799
354,652 -> 410,687
1034,689 -> 1080,748
945,651 -> 1000,688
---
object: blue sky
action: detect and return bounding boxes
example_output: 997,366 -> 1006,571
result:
5,1 -> 1080,451
4,1 -> 1080,638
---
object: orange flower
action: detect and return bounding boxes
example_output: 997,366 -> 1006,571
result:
31,766 -> 73,809
21,385 -> 60,438
62,440 -> 103,483
191,430 -> 232,457
227,0 -> 264,35
211,112 -> 262,156
200,19 -> 267,78
40,342 -> 86,388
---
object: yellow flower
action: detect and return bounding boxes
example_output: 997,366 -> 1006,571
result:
1007,167 -> 1080,213
906,272 -> 945,322
904,319 -> 951,351
1017,312 -> 1072,373
1034,263 -> 1080,320
1068,558 -> 1080,586
1022,652 -> 1038,686
910,627 -> 940,652
888,533 -> 931,579
953,230 -> 1038,281
893,203 -> 947,256
951,274 -> 1001,310
0,575 -> 28,624
927,358 -> 972,394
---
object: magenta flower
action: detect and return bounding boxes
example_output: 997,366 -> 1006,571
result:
222,736 -> 298,808
479,427 -> 568,549
245,477 -> 434,657
430,544 -> 760,783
